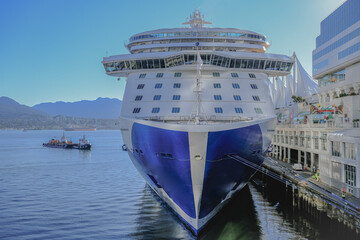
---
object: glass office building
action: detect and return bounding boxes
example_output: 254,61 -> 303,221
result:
312,0 -> 360,81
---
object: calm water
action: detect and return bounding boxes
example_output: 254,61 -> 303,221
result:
0,130 -> 350,239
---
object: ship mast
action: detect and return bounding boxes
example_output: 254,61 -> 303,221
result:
182,10 -> 212,28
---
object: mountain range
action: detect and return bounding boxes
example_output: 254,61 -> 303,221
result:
33,97 -> 122,119
0,97 -> 122,129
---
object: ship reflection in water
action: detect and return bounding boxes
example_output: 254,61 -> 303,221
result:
130,184 -> 309,240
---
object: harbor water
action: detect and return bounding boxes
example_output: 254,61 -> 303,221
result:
0,130 -> 355,239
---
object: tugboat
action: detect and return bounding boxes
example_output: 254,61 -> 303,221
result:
43,133 -> 91,150
73,135 -> 92,150
43,132 -> 77,149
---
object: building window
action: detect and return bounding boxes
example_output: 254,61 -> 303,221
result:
214,95 -> 222,100
232,83 -> 240,89
213,72 -> 220,77
331,141 -> 341,157
231,73 -> 239,78
137,84 -> 145,89
155,83 -> 162,89
213,83 -> 221,88
156,73 -> 164,78
252,95 -> 260,101
133,107 -> 141,113
174,72 -> 182,77
345,164 -> 356,186
152,107 -> 160,113
344,142 -> 356,160
314,138 -> 319,150
233,95 -> 242,101
173,83 -> 181,88
214,107 -> 223,113
250,84 -> 258,89
135,95 -> 143,101
153,95 -> 161,100
235,107 -> 243,113
249,73 -> 256,78
172,107 -> 180,113
254,108 -> 263,114
139,74 -> 146,78
173,95 -> 181,100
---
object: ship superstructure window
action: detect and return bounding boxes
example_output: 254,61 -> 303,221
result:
231,73 -> 239,78
172,107 -> 180,113
135,95 -> 143,101
173,83 -> 181,88
133,108 -> 141,113
174,72 -> 182,77
214,95 -> 222,100
232,83 -> 240,89
249,73 -> 256,78
139,74 -> 146,78
213,83 -> 221,88
214,107 -> 223,113
235,107 -> 243,113
137,84 -> 145,89
213,72 -> 220,77
156,73 -> 164,78
254,108 -> 263,114
155,83 -> 163,89
173,95 -> 181,100
153,95 -> 161,100
252,96 -> 260,101
152,107 -> 160,113
233,95 -> 242,101
250,84 -> 258,89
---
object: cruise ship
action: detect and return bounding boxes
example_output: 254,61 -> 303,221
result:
102,10 -> 294,235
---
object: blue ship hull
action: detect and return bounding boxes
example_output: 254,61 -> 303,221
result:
126,120 -> 267,235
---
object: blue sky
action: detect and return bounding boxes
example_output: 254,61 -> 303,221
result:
0,0 -> 344,106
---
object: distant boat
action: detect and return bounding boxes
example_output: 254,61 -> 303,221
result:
64,128 -> 96,131
43,133 -> 91,150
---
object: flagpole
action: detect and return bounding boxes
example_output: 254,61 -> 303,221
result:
195,42 -> 202,124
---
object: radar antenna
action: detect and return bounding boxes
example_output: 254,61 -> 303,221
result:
182,10 -> 211,28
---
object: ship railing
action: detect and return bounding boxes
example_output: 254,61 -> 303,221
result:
140,115 -> 254,123
277,119 -> 359,129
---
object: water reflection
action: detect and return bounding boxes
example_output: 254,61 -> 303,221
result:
130,184 -> 262,240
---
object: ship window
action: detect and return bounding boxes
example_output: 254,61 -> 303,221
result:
250,84 -> 258,89
214,95 -> 222,100
231,73 -> 239,78
152,107 -> 160,113
137,84 -> 145,89
139,74 -> 146,78
153,95 -> 161,100
213,83 -> 221,88
235,107 -> 243,113
173,95 -> 181,100
133,107 -> 141,113
214,107 -> 223,113
155,83 -> 163,89
172,107 -> 180,113
252,95 -> 260,101
233,95 -> 242,101
173,83 -> 181,88
254,108 -> 263,114
232,83 -> 240,89
249,73 -> 256,78
213,72 -> 220,77
174,72 -> 182,77
135,95 -> 143,101
156,73 -> 164,78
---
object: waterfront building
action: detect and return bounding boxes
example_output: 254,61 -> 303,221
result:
271,0 -> 360,197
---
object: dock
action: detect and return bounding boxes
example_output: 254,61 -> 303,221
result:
257,157 -> 360,233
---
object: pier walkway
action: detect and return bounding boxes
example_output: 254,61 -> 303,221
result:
262,157 -> 360,218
